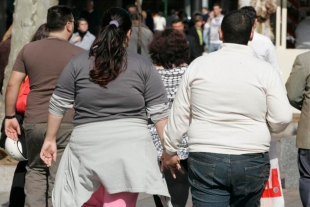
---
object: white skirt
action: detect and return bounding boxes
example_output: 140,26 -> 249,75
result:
52,118 -> 172,207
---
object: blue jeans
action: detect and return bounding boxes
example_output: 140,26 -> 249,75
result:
208,43 -> 221,53
188,152 -> 270,207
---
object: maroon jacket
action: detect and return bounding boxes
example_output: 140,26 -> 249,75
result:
0,38 -> 11,93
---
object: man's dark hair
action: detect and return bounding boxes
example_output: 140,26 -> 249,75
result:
240,6 -> 257,26
47,5 -> 73,32
171,18 -> 183,25
126,4 -> 137,12
213,3 -> 221,8
78,18 -> 88,25
194,13 -> 203,22
130,12 -> 140,21
221,10 -> 252,45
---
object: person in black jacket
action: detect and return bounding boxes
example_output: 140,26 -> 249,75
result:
188,14 -> 204,56
79,0 -> 101,36
172,18 -> 202,63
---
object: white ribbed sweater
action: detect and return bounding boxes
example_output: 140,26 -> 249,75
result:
164,43 -> 292,155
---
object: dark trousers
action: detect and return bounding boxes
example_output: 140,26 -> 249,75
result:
9,161 -> 27,207
188,152 -> 270,207
298,149 -> 310,207
154,159 -> 190,207
0,113 -> 27,207
23,123 -> 73,207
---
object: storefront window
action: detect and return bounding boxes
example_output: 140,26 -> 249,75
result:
287,0 -> 310,48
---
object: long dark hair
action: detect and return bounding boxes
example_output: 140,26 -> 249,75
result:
89,7 -> 132,87
31,23 -> 49,42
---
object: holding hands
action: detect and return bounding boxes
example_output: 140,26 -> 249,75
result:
161,150 -> 185,179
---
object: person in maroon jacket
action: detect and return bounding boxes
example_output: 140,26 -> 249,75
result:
0,37 -> 11,94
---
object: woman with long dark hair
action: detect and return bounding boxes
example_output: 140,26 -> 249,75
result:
148,28 -> 190,207
40,7 -> 171,207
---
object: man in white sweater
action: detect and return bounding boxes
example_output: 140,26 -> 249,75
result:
204,4 -> 224,52
163,10 -> 292,207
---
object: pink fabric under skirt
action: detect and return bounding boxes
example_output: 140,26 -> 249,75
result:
52,119 -> 172,207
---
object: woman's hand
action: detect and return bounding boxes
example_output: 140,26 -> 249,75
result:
162,150 -> 185,178
40,139 -> 57,167
40,113 -> 64,167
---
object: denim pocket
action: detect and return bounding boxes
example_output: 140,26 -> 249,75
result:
245,162 -> 270,193
189,157 -> 216,190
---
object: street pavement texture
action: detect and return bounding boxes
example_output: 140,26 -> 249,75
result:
0,189 -> 303,207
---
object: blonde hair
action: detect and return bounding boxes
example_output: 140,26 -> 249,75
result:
2,25 -> 12,41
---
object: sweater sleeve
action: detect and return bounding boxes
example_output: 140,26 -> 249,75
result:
49,94 -> 74,117
266,40 -> 282,74
144,63 -> 168,107
53,58 -> 76,101
164,66 -> 192,155
286,55 -> 308,110
49,58 -> 77,117
147,103 -> 169,124
266,70 -> 292,133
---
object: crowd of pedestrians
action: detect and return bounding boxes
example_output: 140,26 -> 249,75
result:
2,1 -> 310,207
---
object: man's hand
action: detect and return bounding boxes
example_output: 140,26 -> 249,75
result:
162,150 -> 185,179
5,118 -> 21,141
72,36 -> 81,43
5,71 -> 26,140
40,139 -> 57,167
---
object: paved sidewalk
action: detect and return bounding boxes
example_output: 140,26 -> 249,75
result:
0,189 -> 302,207
136,189 -> 302,207
283,189 -> 303,207
136,192 -> 192,207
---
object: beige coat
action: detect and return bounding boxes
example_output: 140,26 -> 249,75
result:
286,51 -> 310,149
